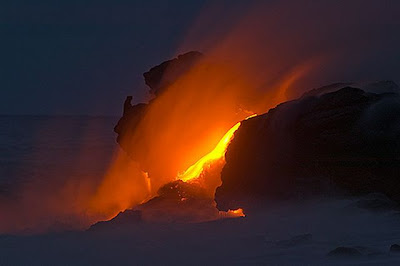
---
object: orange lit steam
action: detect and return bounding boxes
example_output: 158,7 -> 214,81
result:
0,1 -> 335,234
85,31 -> 320,223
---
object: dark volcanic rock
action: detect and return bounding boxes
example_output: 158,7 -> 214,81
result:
390,244 -> 400,253
216,84 -> 400,211
90,181 -> 222,227
143,51 -> 203,96
134,180 -> 220,223
302,80 -> 399,98
89,209 -> 142,231
89,181 -> 214,229
114,102 -> 147,146
301,82 -> 354,97
327,247 -> 362,258
354,193 -> 399,211
156,180 -> 211,201
114,51 -> 203,156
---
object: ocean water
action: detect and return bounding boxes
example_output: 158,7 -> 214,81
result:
0,115 -> 118,198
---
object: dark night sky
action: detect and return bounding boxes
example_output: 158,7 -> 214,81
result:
1,0 -> 400,116
0,0 -> 209,116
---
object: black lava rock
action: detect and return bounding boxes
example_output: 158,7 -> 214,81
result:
327,247 -> 362,258
216,84 -> 400,211
143,51 -> 203,96
114,51 -> 203,159
88,209 -> 142,231
390,244 -> 400,253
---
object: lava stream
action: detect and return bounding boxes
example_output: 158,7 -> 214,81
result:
178,114 -> 256,183
177,121 -> 241,182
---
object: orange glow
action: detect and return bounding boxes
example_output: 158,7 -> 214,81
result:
178,121 -> 241,182
1,2 -> 330,234
144,171 -> 152,195
178,114 -> 257,182
219,208 -> 245,218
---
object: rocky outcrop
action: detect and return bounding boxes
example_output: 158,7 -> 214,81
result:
216,83 -> 400,211
354,193 -> 399,211
133,180 -> 220,223
143,51 -> 203,96
90,180 -> 221,227
390,244 -> 400,253
114,51 -> 203,157
89,209 -> 142,231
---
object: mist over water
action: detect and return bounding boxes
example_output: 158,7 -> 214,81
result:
2,197 -> 400,265
0,115 -> 118,233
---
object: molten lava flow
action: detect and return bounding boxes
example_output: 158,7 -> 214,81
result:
177,122 -> 240,182
178,114 -> 256,182
143,171 -> 152,195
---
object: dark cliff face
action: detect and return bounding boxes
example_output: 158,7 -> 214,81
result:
143,51 -> 203,96
114,51 -> 203,160
216,84 -> 400,211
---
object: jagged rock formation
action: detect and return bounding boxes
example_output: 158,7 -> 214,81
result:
114,51 -> 203,157
133,180 -> 220,223
216,82 -> 400,211
90,180 -> 220,228
143,51 -> 203,96
89,209 -> 142,231
390,244 -> 400,253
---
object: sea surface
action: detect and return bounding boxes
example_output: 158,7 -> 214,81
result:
0,115 -> 119,197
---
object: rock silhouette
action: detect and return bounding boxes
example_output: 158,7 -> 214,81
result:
390,244 -> 400,253
143,51 -> 203,96
114,51 -> 203,159
216,83 -> 400,210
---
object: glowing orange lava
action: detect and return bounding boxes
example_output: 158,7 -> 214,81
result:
178,115 -> 256,182
143,171 -> 152,195
177,122 -> 241,182
219,208 -> 246,218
